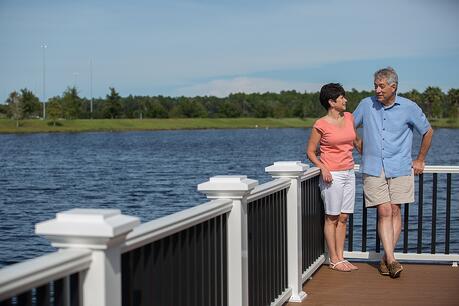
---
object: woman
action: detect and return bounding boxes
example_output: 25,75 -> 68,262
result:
306,83 -> 361,272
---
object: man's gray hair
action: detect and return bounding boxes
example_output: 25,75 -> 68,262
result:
374,67 -> 398,86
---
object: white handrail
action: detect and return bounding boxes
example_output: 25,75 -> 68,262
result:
122,198 -> 233,253
354,164 -> 459,174
247,178 -> 290,203
421,165 -> 459,174
301,164 -> 459,176
299,167 -> 320,182
0,249 -> 91,301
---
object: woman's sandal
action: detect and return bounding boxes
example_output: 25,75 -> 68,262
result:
329,260 -> 351,272
343,260 -> 359,270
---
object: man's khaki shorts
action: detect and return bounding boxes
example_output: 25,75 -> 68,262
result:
363,170 -> 414,207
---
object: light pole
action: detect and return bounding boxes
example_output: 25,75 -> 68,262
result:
90,59 -> 93,117
41,43 -> 47,119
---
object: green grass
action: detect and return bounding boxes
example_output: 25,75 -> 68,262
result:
1,117 -> 457,134
427,118 -> 459,128
0,118 -> 317,134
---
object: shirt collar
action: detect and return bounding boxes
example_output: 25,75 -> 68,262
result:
380,95 -> 400,110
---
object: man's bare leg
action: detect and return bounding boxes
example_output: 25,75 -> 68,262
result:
382,203 -> 402,262
377,202 -> 396,263
391,204 -> 402,252
378,202 -> 404,277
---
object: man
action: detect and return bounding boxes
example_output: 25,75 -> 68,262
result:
353,67 -> 433,278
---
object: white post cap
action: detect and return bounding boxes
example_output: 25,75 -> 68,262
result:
265,161 -> 309,178
36,209 -> 140,249
198,175 -> 258,199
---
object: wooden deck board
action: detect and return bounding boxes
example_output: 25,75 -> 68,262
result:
285,263 -> 459,306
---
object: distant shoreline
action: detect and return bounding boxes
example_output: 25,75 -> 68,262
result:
0,118 -> 457,134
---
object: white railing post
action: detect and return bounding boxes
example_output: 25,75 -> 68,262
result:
198,175 -> 258,306
266,161 -> 309,302
35,209 -> 140,306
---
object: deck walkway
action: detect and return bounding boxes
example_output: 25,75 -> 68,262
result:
285,263 -> 459,306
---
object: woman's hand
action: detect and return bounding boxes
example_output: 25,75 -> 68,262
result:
320,167 -> 333,183
354,136 -> 362,155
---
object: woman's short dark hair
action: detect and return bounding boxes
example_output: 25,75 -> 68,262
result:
319,83 -> 345,110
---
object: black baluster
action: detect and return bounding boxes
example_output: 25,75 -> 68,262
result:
53,278 -> 64,306
222,215 -> 228,306
431,173 -> 437,254
255,200 -> 262,306
376,210 -> 380,253
0,298 -> 13,306
403,204 -> 409,253
16,291 -> 32,306
348,214 -> 354,252
269,193 -> 274,302
195,223 -> 203,306
121,250 -> 132,306
261,197 -> 268,306
247,201 -> 254,306
445,173 -> 452,254
417,174 -> 424,253
70,273 -> 79,306
362,195 -> 367,252
36,283 -> 51,306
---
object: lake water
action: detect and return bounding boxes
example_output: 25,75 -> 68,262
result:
1,128 -> 458,267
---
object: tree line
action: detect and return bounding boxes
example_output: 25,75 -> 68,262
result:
1,86 -> 458,124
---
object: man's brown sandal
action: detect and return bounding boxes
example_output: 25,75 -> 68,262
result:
378,260 -> 390,276
387,261 -> 403,278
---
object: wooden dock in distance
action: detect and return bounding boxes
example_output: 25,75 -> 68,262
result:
285,263 -> 459,306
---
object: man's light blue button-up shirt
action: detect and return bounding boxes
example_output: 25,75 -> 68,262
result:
353,95 -> 431,178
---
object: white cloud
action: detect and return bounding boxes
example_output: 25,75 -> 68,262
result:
176,77 -> 322,97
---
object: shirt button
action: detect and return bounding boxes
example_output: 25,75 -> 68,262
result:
384,118 -> 386,120
383,128 -> 386,130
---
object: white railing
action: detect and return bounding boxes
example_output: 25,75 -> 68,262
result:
247,177 -> 290,202
300,167 -> 320,182
0,162 -> 457,306
347,164 -> 459,263
422,165 -> 459,173
353,164 -> 459,173
0,249 -> 91,302
122,198 -> 233,253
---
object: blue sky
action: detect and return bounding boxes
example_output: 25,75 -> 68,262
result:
1,0 -> 458,100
